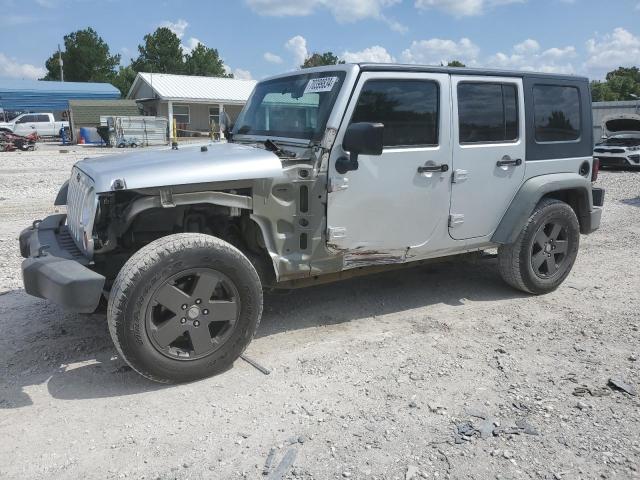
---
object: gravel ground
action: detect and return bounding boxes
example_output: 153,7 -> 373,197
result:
0,147 -> 639,480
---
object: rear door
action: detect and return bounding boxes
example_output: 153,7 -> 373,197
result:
327,71 -> 452,262
449,76 -> 526,240
36,114 -> 54,136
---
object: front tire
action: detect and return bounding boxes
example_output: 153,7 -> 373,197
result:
107,233 -> 263,383
498,198 -> 580,294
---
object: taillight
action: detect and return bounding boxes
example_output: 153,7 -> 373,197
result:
591,158 -> 600,182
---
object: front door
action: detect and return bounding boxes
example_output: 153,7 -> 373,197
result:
327,72 -> 452,264
449,76 -> 526,240
13,115 -> 38,136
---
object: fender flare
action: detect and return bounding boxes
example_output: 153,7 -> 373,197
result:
492,173 -> 594,245
54,180 -> 69,206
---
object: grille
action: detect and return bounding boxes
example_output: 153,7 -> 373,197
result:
57,226 -> 84,259
594,148 -> 625,154
597,157 -> 628,165
66,166 -> 96,254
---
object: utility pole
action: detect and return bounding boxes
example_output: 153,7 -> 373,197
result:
58,44 -> 64,82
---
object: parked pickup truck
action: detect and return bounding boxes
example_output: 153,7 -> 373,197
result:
0,113 -> 69,137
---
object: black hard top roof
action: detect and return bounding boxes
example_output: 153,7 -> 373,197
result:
357,63 -> 590,83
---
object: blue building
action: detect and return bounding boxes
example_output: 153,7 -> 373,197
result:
0,79 -> 120,119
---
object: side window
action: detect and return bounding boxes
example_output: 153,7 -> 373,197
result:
458,83 -> 519,143
533,85 -> 581,142
16,115 -> 34,124
37,114 -> 50,122
350,79 -> 439,147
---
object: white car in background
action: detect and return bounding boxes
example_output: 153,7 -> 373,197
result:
594,114 -> 640,168
0,112 -> 69,137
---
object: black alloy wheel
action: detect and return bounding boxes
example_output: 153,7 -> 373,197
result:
530,221 -> 569,278
145,268 -> 240,360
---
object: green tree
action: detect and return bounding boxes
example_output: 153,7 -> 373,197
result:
447,60 -> 466,67
42,28 -> 120,82
591,67 -> 640,101
112,65 -> 138,97
184,43 -> 231,77
301,52 -> 344,69
131,27 -> 185,74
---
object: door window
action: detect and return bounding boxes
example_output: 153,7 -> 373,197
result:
16,115 -> 36,124
350,79 -> 439,147
533,85 -> 581,142
36,114 -> 50,122
458,83 -> 519,143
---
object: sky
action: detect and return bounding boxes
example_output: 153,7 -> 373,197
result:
0,0 -> 639,82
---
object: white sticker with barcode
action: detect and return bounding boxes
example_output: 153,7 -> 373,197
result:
304,77 -> 339,94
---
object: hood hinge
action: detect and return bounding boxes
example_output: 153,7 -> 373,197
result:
159,189 -> 175,208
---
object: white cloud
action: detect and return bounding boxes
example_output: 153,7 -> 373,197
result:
246,0 -> 397,18
233,68 -> 254,80
486,40 -> 577,74
159,19 -> 204,54
414,0 -> 523,16
222,64 -> 254,80
245,0 -> 405,31
159,19 -> 189,39
342,45 -> 396,63
182,37 -> 202,55
513,38 -> 540,55
245,0 -> 319,16
264,52 -> 284,64
585,27 -> 640,75
0,53 -> 46,79
401,38 -> 480,65
285,35 -> 308,66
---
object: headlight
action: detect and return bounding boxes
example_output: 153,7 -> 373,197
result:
628,146 -> 640,151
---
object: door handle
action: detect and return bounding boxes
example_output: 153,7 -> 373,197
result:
418,163 -> 449,173
496,156 -> 522,167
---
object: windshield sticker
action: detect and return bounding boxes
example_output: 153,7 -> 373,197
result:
304,77 -> 339,94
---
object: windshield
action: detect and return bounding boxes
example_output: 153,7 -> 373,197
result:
233,71 -> 346,142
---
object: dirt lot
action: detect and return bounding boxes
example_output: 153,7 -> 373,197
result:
0,146 -> 639,480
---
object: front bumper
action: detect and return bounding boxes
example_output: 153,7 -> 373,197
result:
20,214 -> 105,313
594,152 -> 640,167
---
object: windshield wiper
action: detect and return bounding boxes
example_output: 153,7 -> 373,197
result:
264,139 -> 297,158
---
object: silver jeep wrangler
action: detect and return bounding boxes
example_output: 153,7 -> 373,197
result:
20,64 -> 605,383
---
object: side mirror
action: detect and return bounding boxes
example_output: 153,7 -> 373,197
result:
336,122 -> 384,174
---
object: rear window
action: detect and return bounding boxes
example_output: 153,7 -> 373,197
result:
457,83 -> 519,143
533,85 -> 581,142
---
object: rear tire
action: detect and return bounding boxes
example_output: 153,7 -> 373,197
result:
498,198 -> 580,294
107,233 -> 263,383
